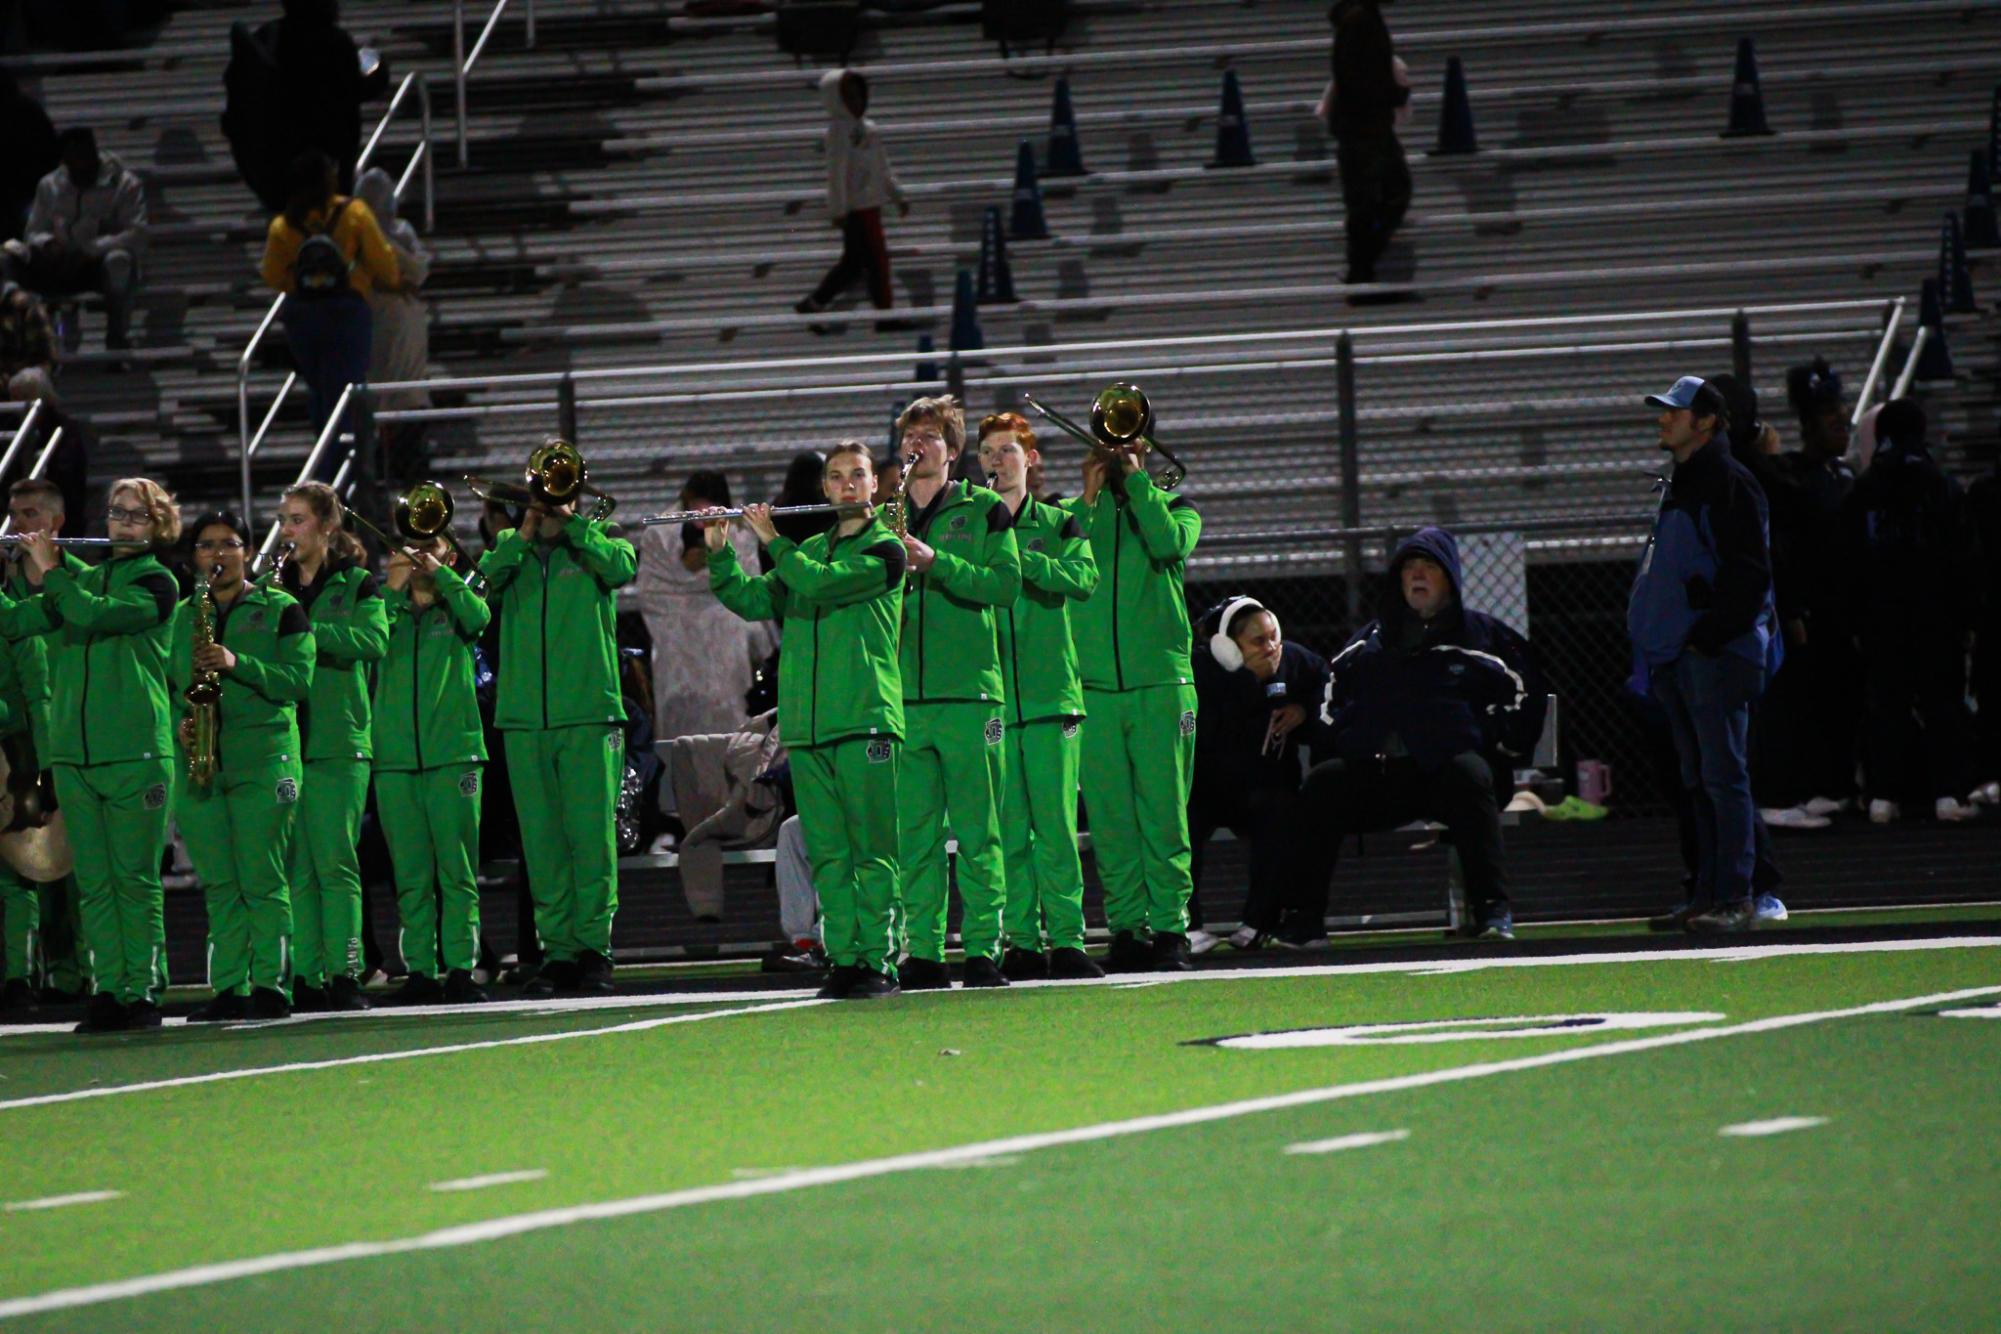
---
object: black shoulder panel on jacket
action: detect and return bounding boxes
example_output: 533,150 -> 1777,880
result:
354,571 -> 381,600
865,540 -> 908,590
277,602 -> 311,636
986,497 -> 1016,533
1059,513 -> 1084,541
135,572 -> 178,626
1167,495 -> 1196,513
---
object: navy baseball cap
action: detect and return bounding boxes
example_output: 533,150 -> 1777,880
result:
1645,376 -> 1708,410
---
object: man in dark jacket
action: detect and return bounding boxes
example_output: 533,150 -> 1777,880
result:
224,0 -> 363,206
1187,597 -> 1329,952
1296,527 -> 1545,942
1326,0 -> 1411,293
1629,376 -> 1778,933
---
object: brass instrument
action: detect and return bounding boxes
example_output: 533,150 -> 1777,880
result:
185,563 -> 223,791
466,439 -> 616,524
256,541 -> 295,587
1022,382 -> 1188,491
886,446 -> 920,538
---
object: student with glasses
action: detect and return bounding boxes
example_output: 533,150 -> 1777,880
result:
0,479 -> 181,1033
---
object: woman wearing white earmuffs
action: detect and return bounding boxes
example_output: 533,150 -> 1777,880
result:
1186,596 -> 1330,954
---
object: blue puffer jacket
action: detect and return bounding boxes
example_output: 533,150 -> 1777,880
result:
1310,527 -> 1546,772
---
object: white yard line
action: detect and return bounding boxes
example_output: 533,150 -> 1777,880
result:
428,1171 -> 549,1194
1284,1130 -> 1411,1156
1939,1005 -> 2001,1019
3,1191 -> 123,1213
1717,1117 -> 1829,1138
0,1001 -> 826,1114
2,982 -> 1994,1320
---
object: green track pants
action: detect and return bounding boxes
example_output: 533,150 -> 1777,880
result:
178,759 -> 300,996
377,766 -> 484,977
792,739 -> 900,974
287,758 -> 368,986
504,725 -> 620,963
54,759 -> 171,1005
0,865 -> 37,985
1000,716 -> 1088,953
1080,684 -> 1196,936
37,876 -> 83,993
898,700 -> 1007,963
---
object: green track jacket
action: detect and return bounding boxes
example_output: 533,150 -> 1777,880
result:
0,550 -> 178,767
900,479 -> 1019,704
0,566 -> 49,748
283,558 -> 388,761
709,517 -> 905,748
997,495 -> 1096,724
168,582 -> 317,771
1063,473 -> 1202,692
477,516 -> 636,732
371,567 -> 489,772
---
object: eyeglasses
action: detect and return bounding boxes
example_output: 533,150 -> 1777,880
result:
193,539 -> 246,553
106,505 -> 151,525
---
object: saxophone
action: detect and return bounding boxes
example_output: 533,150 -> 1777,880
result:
886,447 -> 922,539
185,564 -> 222,790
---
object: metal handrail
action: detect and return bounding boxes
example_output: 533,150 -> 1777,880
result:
254,385 -> 353,570
0,427 -> 64,539
0,399 -> 47,488
1851,297 -> 1907,426
1890,326 -> 1931,399
453,0 -> 535,168
238,71 -> 434,525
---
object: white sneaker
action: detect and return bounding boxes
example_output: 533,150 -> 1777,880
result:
1753,892 -> 1789,923
1761,806 -> 1831,831
1187,929 -> 1222,956
1800,795 -> 1850,818
1936,796 -> 1980,823
1227,926 -> 1266,950
647,832 -> 679,855
1868,799 -> 1901,825
1969,780 -> 2001,807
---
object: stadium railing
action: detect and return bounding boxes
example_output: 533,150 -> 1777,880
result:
452,0 -> 536,168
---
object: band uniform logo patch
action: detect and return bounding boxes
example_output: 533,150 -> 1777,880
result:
142,782 -> 167,810
248,608 -> 266,630
983,718 -> 1004,746
275,776 -> 299,804
459,770 -> 481,797
950,514 -> 968,531
1179,709 -> 1197,737
607,728 -> 622,751
1061,719 -> 1080,739
1027,537 -> 1047,553
867,739 -> 893,764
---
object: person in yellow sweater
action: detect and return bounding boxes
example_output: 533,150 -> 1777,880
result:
258,148 -> 404,479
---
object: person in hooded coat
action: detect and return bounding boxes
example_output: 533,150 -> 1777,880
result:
1296,527 -> 1545,942
794,69 -> 909,324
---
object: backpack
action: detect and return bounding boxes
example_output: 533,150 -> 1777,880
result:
291,199 -> 355,300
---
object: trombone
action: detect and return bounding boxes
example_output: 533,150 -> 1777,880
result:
466,440 -> 616,524
1021,381 -> 1188,491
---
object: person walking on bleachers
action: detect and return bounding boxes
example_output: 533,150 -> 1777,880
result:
0,71 -> 59,242
1841,399 -> 1981,825
353,167 -> 432,478
1,129 -> 145,352
259,150 -> 401,473
1324,0 -> 1412,297
794,69 -> 909,330
225,0 -> 364,200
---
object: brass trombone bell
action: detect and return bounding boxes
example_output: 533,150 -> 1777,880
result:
1021,381 -> 1188,491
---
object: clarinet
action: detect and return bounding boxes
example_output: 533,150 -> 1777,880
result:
185,564 -> 222,790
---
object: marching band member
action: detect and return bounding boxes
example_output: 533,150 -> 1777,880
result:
706,441 -> 906,999
0,479 -> 179,1032
374,531 -> 491,1005
476,442 -> 635,996
891,396 -> 1020,990
977,412 -> 1103,981
276,482 -> 386,1012
1062,428 -> 1202,972
172,511 -> 316,1022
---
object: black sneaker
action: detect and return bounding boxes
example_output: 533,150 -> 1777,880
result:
248,987 -> 292,1020
1476,919 -> 1517,942
570,950 -> 616,995
74,992 -> 130,1033
327,976 -> 372,1011
960,956 -> 1010,989
846,968 -> 900,1000
1001,947 -> 1048,981
1149,932 -> 1194,973
520,959 -> 577,997
39,985 -> 86,1008
898,956 -> 951,991
1047,947 -> 1105,979
816,965 -> 862,1000
1648,904 -> 1698,933
1105,931 -> 1152,974
443,970 -> 490,1004
1688,901 -> 1756,934
187,991 -> 250,1023
0,977 -> 39,1012
291,980 -> 333,1013
391,973 -> 446,1006
500,958 -> 543,987
125,1000 -> 163,1029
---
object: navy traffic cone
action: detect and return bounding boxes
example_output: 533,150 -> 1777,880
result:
977,205 -> 1018,304
1008,139 -> 1049,241
1434,56 -> 1478,155
914,333 -> 938,383
1209,69 -> 1255,168
1990,81 -> 2001,179
1916,278 -> 1954,380
1046,75 -> 1087,177
1966,149 -> 2000,249
949,268 -> 984,352
1941,215 -> 1976,314
1721,37 -> 1773,137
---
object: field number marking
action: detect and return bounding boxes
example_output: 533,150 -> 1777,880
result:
428,1171 -> 549,1194
1285,1130 -> 1411,1156
1718,1117 -> 1828,1138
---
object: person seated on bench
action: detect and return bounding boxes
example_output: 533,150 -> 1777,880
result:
1295,527 -> 1546,943
2,128 -> 145,352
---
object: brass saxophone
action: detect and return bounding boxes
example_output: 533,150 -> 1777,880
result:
185,563 -> 222,790
886,447 -> 922,539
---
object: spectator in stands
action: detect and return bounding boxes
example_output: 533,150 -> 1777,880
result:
0,371 -> 90,527
765,813 -> 826,974
1,128 -> 146,352
1,282 -> 58,405
1323,0 -> 1412,299
769,449 -> 836,553
353,167 -> 431,476
1296,527 -> 1545,943
259,149 -> 401,472
1629,377 -> 1779,933
270,0 -> 364,193
636,469 -> 774,745
873,452 -> 904,508
1841,398 -> 1980,824
1968,460 -> 2001,808
1186,597 -> 1327,954
0,71 -> 59,242
794,69 -> 909,330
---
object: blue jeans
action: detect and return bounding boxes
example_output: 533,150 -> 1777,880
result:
1650,651 -> 1762,911
282,291 -> 372,481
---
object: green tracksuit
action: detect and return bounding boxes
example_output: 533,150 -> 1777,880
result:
996,495 -> 1097,953
1064,473 -> 1202,936
169,583 -> 315,996
478,515 -> 634,963
282,559 -> 387,986
0,551 -> 178,1006
0,564 -> 84,994
710,519 -> 905,973
372,567 -> 489,977
897,479 -> 1020,963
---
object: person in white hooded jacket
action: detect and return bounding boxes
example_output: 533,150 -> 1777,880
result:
795,69 -> 909,328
